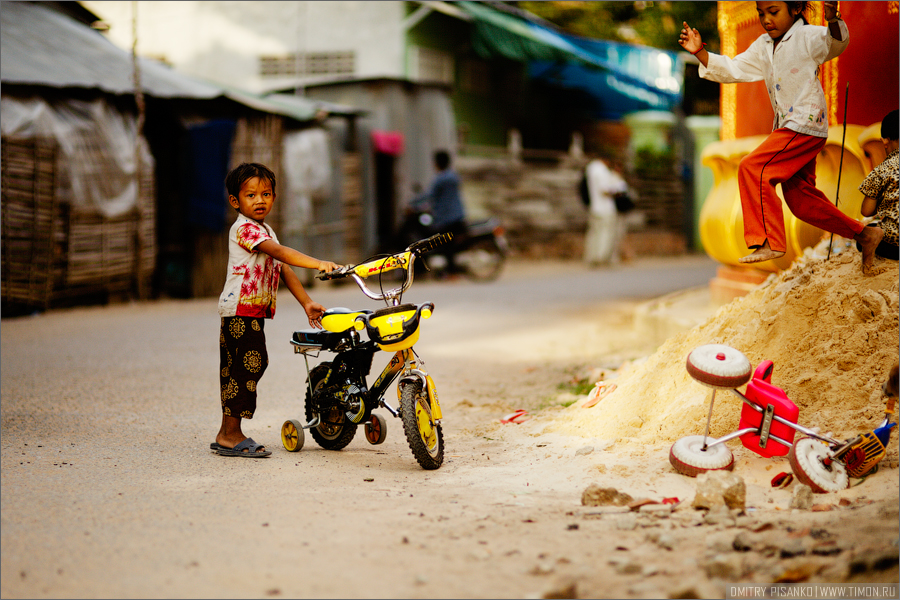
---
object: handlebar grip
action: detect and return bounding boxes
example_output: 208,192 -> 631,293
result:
409,233 -> 453,255
317,267 -> 349,281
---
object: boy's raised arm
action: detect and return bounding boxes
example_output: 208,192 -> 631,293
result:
256,239 -> 341,272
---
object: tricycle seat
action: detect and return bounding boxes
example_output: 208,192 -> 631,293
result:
738,361 -> 798,457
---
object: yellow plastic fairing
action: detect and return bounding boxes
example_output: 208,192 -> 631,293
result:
322,308 -> 369,333
367,307 -> 420,351
426,374 -> 442,420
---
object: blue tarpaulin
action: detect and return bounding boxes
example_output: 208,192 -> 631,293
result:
529,35 -> 684,120
453,1 -> 683,120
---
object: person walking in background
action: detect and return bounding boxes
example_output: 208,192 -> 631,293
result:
858,109 -> 899,260
583,157 -> 629,266
680,1 -> 884,273
213,162 -> 340,458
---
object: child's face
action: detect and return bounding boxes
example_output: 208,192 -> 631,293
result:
229,176 -> 275,222
756,2 -> 799,39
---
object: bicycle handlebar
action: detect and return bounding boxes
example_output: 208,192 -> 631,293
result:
316,233 -> 452,281
315,234 -> 453,301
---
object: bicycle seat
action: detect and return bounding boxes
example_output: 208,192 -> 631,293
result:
321,307 -> 372,333
290,329 -> 344,353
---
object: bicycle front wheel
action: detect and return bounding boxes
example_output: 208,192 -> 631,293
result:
400,380 -> 443,470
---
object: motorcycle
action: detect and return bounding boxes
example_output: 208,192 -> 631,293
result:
398,207 -> 510,282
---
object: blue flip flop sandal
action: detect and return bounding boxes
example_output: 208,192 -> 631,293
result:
215,438 -> 272,458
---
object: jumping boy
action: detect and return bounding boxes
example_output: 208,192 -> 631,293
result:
680,1 -> 884,273
213,162 -> 341,457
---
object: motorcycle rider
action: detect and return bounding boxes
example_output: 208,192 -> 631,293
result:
410,150 -> 467,274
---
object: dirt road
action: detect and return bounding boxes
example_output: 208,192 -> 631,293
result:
2,256 -> 897,599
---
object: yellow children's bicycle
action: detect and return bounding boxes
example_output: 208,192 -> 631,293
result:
280,234 -> 450,469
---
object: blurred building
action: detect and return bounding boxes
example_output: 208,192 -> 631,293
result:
81,0 -> 692,261
1,1 -> 359,310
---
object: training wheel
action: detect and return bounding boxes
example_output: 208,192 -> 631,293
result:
686,344 -> 752,389
281,419 -> 305,452
365,414 -> 387,445
788,437 -> 848,493
669,435 -> 735,477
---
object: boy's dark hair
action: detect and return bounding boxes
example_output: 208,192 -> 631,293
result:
434,150 -> 451,171
881,110 -> 899,141
225,162 -> 277,199
785,1 -> 811,24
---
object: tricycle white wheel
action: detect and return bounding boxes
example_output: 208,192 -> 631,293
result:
686,344 -> 752,389
788,437 -> 848,493
669,435 -> 735,477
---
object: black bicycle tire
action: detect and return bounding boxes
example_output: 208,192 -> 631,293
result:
399,380 -> 443,469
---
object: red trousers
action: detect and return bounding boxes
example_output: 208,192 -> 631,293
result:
738,128 -> 863,253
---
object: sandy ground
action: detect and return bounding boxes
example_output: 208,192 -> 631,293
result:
1,254 -> 898,599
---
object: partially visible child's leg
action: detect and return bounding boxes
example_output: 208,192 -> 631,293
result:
782,157 -> 883,273
217,316 -> 269,452
737,130 -> 827,264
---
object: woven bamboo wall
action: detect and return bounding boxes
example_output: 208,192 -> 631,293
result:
1,137 -> 61,309
1,135 -> 156,310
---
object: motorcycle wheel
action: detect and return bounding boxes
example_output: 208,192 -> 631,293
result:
399,380 -> 443,470
305,363 -> 357,450
459,238 -> 505,282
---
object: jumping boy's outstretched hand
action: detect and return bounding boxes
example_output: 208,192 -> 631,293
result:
823,1 -> 838,21
679,21 -> 704,54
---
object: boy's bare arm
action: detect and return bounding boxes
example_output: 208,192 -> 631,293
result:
281,266 -> 326,328
860,196 -> 878,218
256,239 -> 340,272
823,1 -> 843,41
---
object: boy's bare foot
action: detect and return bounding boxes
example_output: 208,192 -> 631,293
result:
739,241 -> 785,264
856,225 -> 884,274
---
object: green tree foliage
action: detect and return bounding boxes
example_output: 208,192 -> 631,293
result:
515,1 -> 720,53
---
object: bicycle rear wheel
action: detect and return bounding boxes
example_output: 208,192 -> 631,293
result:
306,363 -> 357,450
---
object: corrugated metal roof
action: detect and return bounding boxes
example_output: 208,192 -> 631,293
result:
1,1 -> 221,98
0,1 -> 361,121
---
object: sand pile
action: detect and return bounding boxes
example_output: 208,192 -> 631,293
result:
545,245 -> 899,445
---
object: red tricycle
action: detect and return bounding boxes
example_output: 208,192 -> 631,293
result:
669,344 -> 897,493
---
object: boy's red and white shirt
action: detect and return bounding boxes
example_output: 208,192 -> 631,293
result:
218,214 -> 283,318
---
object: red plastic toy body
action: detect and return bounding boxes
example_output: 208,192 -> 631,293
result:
739,361 -> 799,457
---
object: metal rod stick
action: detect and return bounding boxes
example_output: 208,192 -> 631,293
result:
827,82 -> 850,261
702,389 -> 717,449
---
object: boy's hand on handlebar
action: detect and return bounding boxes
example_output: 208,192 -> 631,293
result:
317,260 -> 342,273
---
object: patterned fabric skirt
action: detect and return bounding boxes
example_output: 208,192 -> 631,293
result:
220,316 -> 268,419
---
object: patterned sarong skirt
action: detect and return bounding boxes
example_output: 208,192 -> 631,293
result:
219,316 -> 268,419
